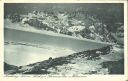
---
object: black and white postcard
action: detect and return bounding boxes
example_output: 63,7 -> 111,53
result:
0,0 -> 128,81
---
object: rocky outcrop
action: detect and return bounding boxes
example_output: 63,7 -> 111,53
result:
100,59 -> 124,74
4,62 -> 18,74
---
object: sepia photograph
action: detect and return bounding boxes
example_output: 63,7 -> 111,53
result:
4,3 -> 125,76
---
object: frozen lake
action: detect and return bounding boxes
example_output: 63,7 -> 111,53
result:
4,44 -> 75,66
4,28 -> 111,66
4,28 -> 111,52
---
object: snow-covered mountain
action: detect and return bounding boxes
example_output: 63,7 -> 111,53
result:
5,9 -> 124,45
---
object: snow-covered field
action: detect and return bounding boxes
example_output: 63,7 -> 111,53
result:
47,58 -> 109,75
4,43 -> 75,66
